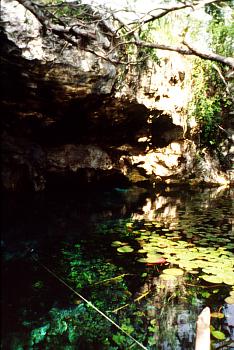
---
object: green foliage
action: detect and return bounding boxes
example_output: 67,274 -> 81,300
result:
138,23 -> 161,66
30,323 -> 50,346
63,243 -> 129,292
188,3 -> 233,149
188,60 -> 222,147
211,329 -> 226,340
27,303 -> 113,348
43,1 -> 94,25
206,2 -> 234,57
136,10 -> 188,68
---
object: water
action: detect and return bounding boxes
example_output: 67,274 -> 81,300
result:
1,185 -> 234,350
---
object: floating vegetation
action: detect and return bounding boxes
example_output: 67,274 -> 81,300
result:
224,296 -> 234,304
117,245 -> 134,253
137,255 -> 167,264
162,268 -> 184,276
159,274 -> 178,282
112,232 -> 234,286
201,275 -> 224,284
111,241 -> 126,247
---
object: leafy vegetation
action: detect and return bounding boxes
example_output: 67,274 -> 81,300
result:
188,3 -> 233,149
137,22 -> 161,66
206,1 -> 234,57
47,1 -> 95,24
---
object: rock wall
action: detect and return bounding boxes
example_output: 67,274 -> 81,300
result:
1,0 -> 229,191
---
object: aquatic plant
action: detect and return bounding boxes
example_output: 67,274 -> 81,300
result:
113,225 -> 234,287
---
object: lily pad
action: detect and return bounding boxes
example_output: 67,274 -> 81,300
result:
117,246 -> 134,253
137,255 -> 166,264
159,274 -> 177,282
223,276 -> 234,286
138,249 -> 148,253
178,261 -> 200,270
224,296 -> 234,304
162,268 -> 184,276
200,275 -> 223,284
111,241 -> 126,247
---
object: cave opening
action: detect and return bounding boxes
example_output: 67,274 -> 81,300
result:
151,112 -> 184,148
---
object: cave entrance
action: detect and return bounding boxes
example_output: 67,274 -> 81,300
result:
151,112 -> 184,148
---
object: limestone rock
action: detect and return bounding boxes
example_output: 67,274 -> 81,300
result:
1,0 -> 116,96
1,0 -> 230,190
47,144 -> 113,172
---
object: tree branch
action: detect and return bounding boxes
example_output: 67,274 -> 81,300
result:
183,40 -> 234,69
212,64 -> 234,101
15,0 -> 234,69
117,39 -> 234,69
16,0 -> 97,43
124,0 -> 224,27
137,4 -> 192,26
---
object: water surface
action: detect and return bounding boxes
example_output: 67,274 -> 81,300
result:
1,185 -> 234,349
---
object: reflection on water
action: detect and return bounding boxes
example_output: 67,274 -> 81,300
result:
1,186 -> 234,349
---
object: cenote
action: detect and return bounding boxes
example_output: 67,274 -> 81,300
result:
1,185 -> 234,350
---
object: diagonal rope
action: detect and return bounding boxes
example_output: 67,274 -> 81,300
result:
30,252 -> 148,350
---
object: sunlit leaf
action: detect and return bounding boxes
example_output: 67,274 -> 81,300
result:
117,246 -> 134,253
138,248 -> 147,253
200,275 -> 223,284
162,268 -> 184,276
159,274 -> 177,281
211,330 -> 226,340
223,276 -> 234,286
137,255 -> 166,264
111,241 -> 126,247
224,296 -> 234,304
201,291 -> 211,298
210,312 -> 224,319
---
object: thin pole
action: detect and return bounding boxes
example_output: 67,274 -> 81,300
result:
31,252 -> 148,350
